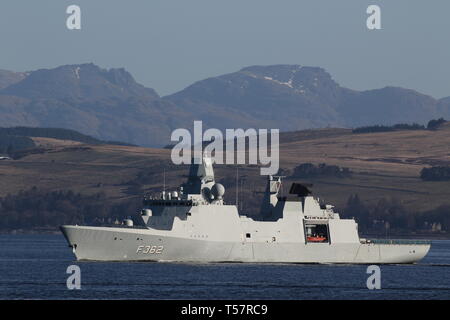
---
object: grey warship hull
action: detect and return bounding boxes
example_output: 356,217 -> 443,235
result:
61,225 -> 430,264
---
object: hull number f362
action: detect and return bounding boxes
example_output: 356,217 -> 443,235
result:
136,245 -> 164,254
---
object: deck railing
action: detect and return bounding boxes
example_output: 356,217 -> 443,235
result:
366,239 -> 431,245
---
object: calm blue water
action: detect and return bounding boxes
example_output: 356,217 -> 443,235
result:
0,234 -> 449,299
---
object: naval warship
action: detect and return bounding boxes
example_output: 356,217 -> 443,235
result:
61,155 -> 431,263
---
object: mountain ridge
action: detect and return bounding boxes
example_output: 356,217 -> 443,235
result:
1,63 -> 449,146
0,69 -> 28,90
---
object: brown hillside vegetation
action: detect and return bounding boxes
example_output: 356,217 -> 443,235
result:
0,124 -> 449,216
279,123 -> 450,212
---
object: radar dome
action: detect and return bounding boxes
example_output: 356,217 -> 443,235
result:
211,183 -> 225,200
123,219 -> 134,227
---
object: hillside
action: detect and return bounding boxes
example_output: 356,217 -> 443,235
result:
0,70 -> 27,90
0,127 -> 134,157
1,63 -> 450,147
278,123 -> 450,213
0,127 -> 105,145
0,124 -> 449,233
2,124 -> 450,204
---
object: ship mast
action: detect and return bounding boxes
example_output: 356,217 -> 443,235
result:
236,167 -> 239,207
163,168 -> 166,199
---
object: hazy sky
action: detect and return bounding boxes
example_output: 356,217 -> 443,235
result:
1,0 -> 449,98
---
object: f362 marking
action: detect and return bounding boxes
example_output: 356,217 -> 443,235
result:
136,245 -> 164,254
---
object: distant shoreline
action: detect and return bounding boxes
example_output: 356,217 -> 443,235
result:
360,233 -> 450,240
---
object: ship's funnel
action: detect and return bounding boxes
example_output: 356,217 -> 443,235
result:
289,183 -> 312,197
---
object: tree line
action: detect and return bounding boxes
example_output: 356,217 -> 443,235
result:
0,127 -> 134,155
342,194 -> 449,234
0,187 -> 141,230
290,163 -> 351,179
352,118 -> 447,134
0,127 -> 103,144
0,134 -> 35,155
420,166 -> 450,181
1,187 -> 448,235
